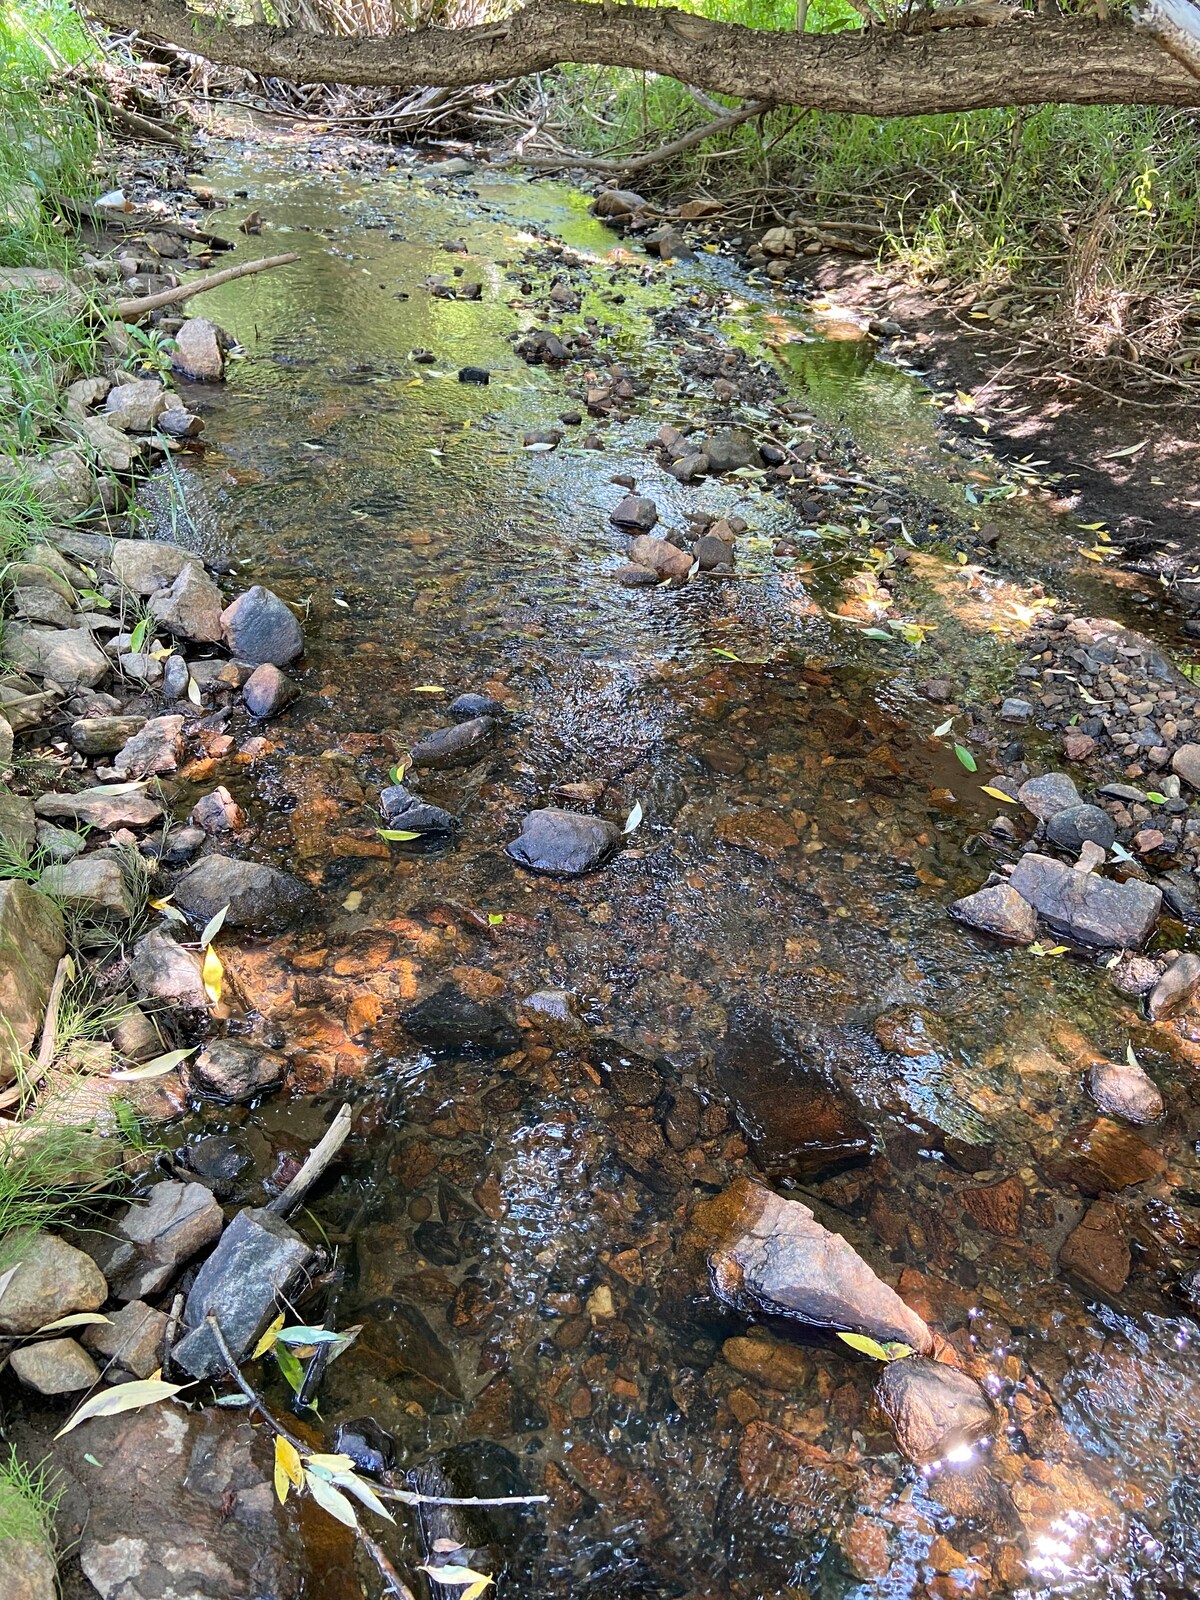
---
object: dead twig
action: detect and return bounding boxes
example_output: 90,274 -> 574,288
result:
522,98 -> 772,177
116,251 -> 300,319
267,1102 -> 352,1219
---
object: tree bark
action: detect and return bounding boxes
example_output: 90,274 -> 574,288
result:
82,2 -> 1200,117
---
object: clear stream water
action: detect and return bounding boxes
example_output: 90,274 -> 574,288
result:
152,121 -> 1200,1600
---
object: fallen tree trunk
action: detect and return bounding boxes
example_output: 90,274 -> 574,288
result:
115,250 -> 300,319
84,2 -> 1200,117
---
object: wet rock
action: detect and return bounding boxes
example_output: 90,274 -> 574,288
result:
1017,771 -> 1082,821
82,1298 -> 168,1378
104,378 -> 167,432
113,713 -> 184,778
70,714 -> 145,756
1048,1117 -> 1166,1193
1171,743 -> 1200,790
34,786 -> 163,831
960,1175 -> 1025,1236
716,1011 -> 873,1177
10,1336 -> 99,1394
95,1180 -> 224,1300
4,624 -> 109,688
722,1332 -> 812,1391
1110,952 -> 1161,997
521,989 -> 577,1026
702,429 -> 759,474
172,317 -> 225,382
1088,1058 -> 1163,1125
457,366 -> 490,385
1148,952 -> 1200,1019
191,786 -> 244,835
687,1178 -> 932,1352
158,407 -> 203,439
129,928 -> 207,1010
149,562 -> 224,645
1008,854 -> 1161,947
1046,804 -> 1116,853
404,984 -> 519,1053
505,807 -> 622,876
610,494 -> 658,532
1058,1200 -> 1130,1295
110,538 -> 194,597
874,1357 -> 994,1466
714,808 -> 798,859
40,851 -> 137,920
448,692 -> 503,720
334,1417 -> 396,1477
380,784 -> 455,834
627,534 -> 692,581
173,854 -> 311,933
615,562 -> 659,588
172,1207 -> 313,1379
695,533 -> 734,571
0,1231 -> 107,1335
189,1039 -> 287,1103
949,883 -> 1037,944
186,1134 -> 254,1195
410,716 -> 495,769
592,187 -> 649,219
0,882 -> 65,1081
243,663 -> 298,719
220,586 -> 303,666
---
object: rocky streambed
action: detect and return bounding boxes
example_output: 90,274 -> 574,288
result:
3,118 -> 1200,1600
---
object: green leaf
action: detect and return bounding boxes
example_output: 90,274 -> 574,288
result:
954,744 -> 977,772
862,627 -> 893,640
275,1345 -> 305,1396
129,616 -> 151,655
487,913 -> 504,926
378,828 -> 421,842
836,1331 -> 894,1362
1146,792 -> 1166,804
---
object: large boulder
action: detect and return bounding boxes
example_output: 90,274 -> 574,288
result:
0,1231 -> 107,1335
0,882 -> 65,1083
505,807 -> 621,876
874,1357 -> 994,1465
220,587 -> 303,666
173,854 -> 311,933
685,1178 -> 932,1353
1008,854 -> 1161,948
3,624 -> 109,688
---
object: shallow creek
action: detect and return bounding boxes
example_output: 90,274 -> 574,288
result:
149,124 -> 1200,1599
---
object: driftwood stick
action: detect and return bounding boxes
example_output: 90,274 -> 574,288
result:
80,83 -> 185,146
49,192 -> 231,249
116,251 -> 300,319
376,1485 -> 549,1509
521,98 -> 771,176
267,1103 -> 352,1218
36,956 -> 73,1076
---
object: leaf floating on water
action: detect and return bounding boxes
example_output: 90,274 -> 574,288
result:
109,1046 -> 196,1082
56,1378 -> 186,1438
253,1312 -> 286,1360
149,896 -> 188,924
954,744 -> 978,772
711,649 -> 741,661
836,1331 -> 895,1362
333,596 -> 351,609
623,800 -> 643,835
275,1435 -> 304,1505
419,1566 -> 494,1600
198,905 -> 229,948
378,828 -> 421,842
202,945 -> 224,1004
305,1470 -> 360,1530
276,1326 -> 350,1346
979,785 -> 1017,804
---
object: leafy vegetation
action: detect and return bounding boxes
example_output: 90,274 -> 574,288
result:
0,1447 -> 62,1551
0,1124 -> 127,1258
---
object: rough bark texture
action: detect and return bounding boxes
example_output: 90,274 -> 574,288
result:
85,2 -> 1200,117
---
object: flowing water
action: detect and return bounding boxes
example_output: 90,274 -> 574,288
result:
154,120 -> 1200,1599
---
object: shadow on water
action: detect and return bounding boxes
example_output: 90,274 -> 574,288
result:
157,122 -> 1200,1599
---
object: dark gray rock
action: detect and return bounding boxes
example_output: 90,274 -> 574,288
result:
695,534 -> 734,571
1017,771 -> 1082,821
874,1356 -> 994,1465
219,586 -> 303,666
410,716 -> 495,769
189,1039 -> 287,1103
1008,853 -> 1161,947
1045,803 -> 1116,853
610,494 -> 658,532
93,1180 -> 224,1301
615,562 -> 659,588
129,929 -> 207,1010
242,663 -> 297,719
949,883 -> 1038,944
1000,697 -> 1033,723
172,1207 -> 313,1379
149,563 -> 223,645
448,692 -> 503,720
702,429 -> 760,474
505,806 -> 621,876
380,784 -> 456,834
173,853 -> 311,933
404,983 -> 519,1053
458,366 -> 489,384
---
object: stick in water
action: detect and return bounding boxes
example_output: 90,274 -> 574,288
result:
116,252 -> 300,320
267,1103 -> 353,1218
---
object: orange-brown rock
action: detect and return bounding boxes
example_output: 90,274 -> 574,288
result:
1058,1200 -> 1130,1295
960,1175 -> 1026,1237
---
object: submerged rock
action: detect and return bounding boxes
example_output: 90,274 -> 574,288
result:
1147,952 -> 1200,1020
1047,1117 -> 1166,1193
409,716 -> 495,769
687,1178 -> 932,1353
404,984 -> 519,1053
220,586 -> 303,666
189,1039 -> 287,1103
1058,1200 -> 1130,1295
173,853 -> 311,933
1088,1058 -> 1163,1125
1008,854 -> 1161,947
874,1357 -> 994,1465
448,692 -> 503,720
172,1207 -> 313,1379
505,807 -> 622,876
949,883 -> 1037,944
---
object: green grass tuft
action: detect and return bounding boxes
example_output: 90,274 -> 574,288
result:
0,1448 -> 62,1551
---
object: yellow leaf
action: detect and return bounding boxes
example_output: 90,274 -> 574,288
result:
412,685 -> 445,693
979,785 -> 1017,804
202,944 -> 223,1004
275,1435 -> 304,1504
56,1378 -> 186,1438
836,1331 -> 894,1361
252,1312 -> 285,1360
